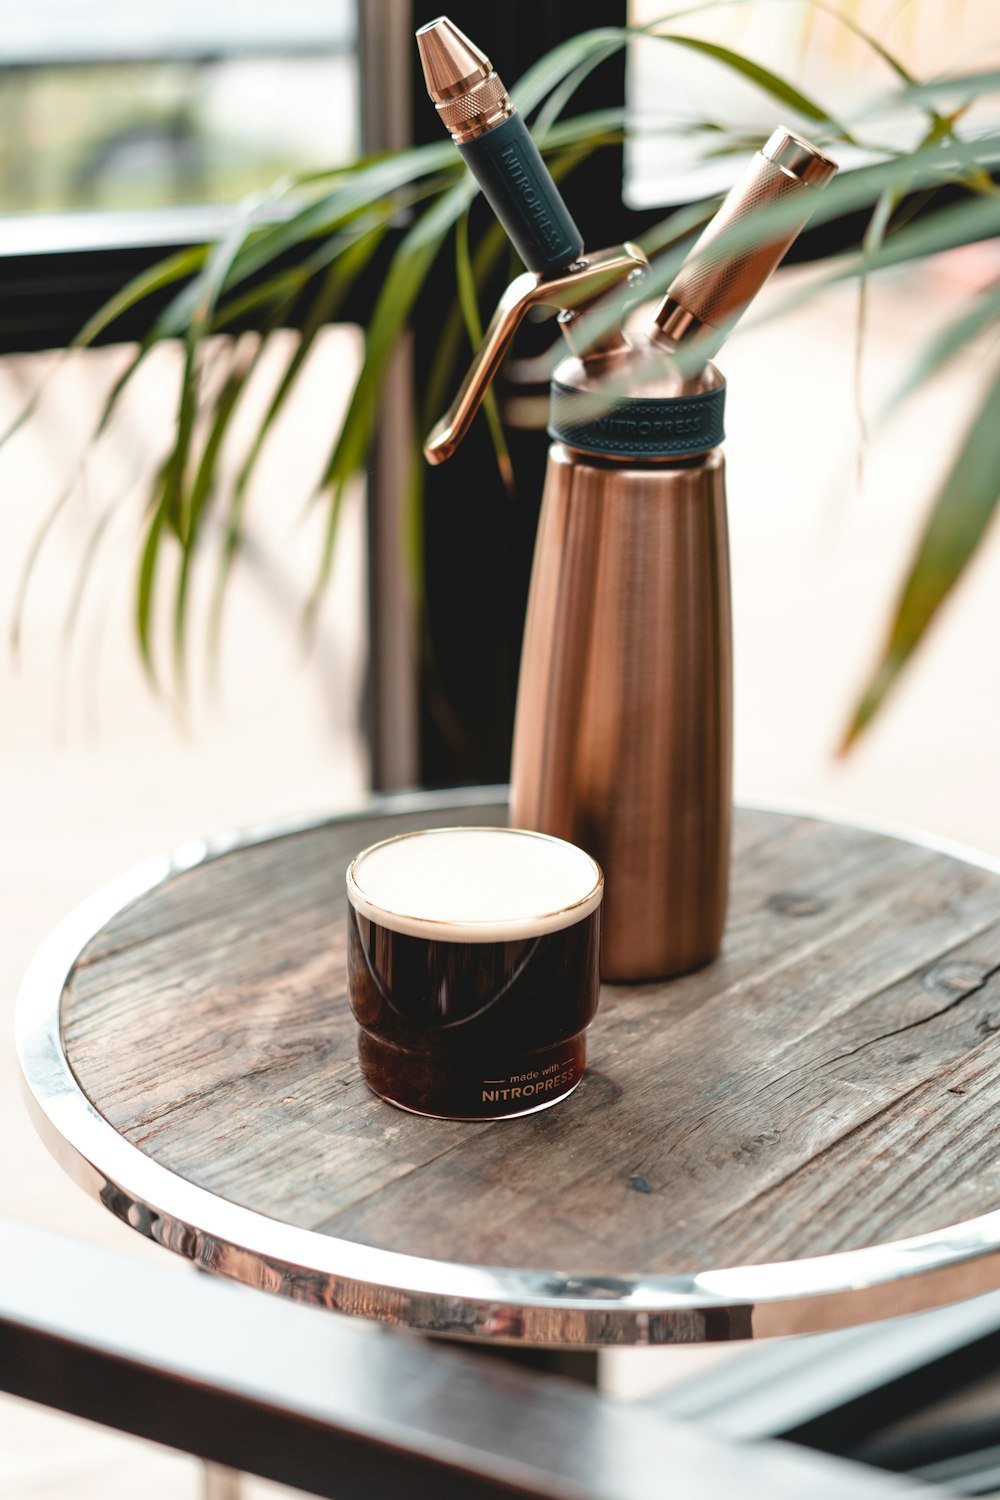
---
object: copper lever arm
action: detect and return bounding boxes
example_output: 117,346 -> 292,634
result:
425,268 -> 541,467
424,244 -> 648,466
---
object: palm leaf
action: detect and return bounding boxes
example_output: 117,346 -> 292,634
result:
854,182 -> 902,458
304,478 -> 349,641
60,477 -> 141,672
74,245 -> 210,350
9,464 -> 88,661
812,1 -> 918,90
656,34 -> 854,141
215,143 -> 457,290
843,357 -> 1000,747
883,279 -> 1000,417
455,209 -> 513,493
210,267 -> 312,330
135,468 -> 170,690
304,183 -> 474,623
172,334 -> 262,696
532,41 -> 625,141
137,204 -> 264,687
208,216 -> 391,670
510,27 -> 626,115
902,69 -> 1000,107
19,7 -> 1000,748
0,244 -> 209,459
836,190 -> 1000,277
656,148 -> 1000,381
675,128 -> 1000,293
169,205 -> 266,546
315,178 -> 473,498
325,111 -> 630,503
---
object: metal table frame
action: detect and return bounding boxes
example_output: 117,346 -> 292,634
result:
5,1215 -> 934,1500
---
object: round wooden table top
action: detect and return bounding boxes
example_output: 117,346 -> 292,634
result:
18,790 -> 1000,1346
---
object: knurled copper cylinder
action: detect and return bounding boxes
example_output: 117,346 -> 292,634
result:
510,445 -> 732,981
654,127 -> 837,346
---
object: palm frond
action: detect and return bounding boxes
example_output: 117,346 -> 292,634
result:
12,6 -> 1000,750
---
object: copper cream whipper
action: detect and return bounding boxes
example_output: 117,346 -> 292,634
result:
418,16 -> 837,979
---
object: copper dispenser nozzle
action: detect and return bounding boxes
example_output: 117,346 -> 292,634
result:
415,15 -> 585,276
652,126 -> 838,352
415,17 -> 512,141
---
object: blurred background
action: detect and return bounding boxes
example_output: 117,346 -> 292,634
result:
2,0 -> 1000,1494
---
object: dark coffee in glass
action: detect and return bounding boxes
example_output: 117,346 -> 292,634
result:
346,827 -> 603,1120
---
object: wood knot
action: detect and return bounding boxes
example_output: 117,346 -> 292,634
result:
768,893 -> 826,918
753,1128 -> 781,1146
627,1175 -> 653,1194
977,1016 -> 1000,1036
922,960 -> 994,999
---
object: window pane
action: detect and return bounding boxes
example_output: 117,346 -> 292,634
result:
626,0 -> 1000,207
0,0 -> 358,215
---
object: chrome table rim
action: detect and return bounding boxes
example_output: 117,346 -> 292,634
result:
17,785 -> 1000,1346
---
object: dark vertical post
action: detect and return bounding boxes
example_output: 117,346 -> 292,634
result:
359,0 -> 420,789
409,1 -> 631,787
363,0 -> 631,790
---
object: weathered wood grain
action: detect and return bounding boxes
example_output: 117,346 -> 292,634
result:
61,803 -> 1000,1277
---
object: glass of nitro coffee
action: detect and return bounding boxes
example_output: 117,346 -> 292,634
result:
346,827 -> 603,1120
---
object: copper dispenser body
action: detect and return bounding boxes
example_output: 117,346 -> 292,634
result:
422,111 -> 836,981
511,129 -> 835,979
511,443 -> 731,979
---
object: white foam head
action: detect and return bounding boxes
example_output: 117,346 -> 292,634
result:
346,826 -> 603,941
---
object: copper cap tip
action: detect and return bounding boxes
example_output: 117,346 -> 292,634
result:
416,16 -> 492,102
762,126 -> 837,188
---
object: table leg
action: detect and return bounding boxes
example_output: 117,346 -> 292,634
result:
191,1265 -> 243,1499
437,1341 -> 600,1386
202,1461 -> 242,1500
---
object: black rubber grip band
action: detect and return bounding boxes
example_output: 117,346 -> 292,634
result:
549,381 -> 726,459
458,115 -> 583,277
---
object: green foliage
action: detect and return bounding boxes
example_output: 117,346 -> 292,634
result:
843,358 -> 1000,747
11,4 -> 1000,747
